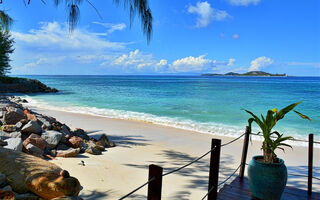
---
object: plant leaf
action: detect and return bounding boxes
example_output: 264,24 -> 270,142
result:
294,110 -> 311,121
276,101 -> 302,121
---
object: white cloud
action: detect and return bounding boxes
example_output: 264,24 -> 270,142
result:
227,0 -> 261,6
227,58 -> 236,66
172,55 -> 216,72
12,21 -> 126,51
232,34 -> 240,39
92,22 -> 126,34
249,56 -> 273,71
188,1 -> 231,28
156,59 -> 168,67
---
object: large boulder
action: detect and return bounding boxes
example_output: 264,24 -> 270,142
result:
23,134 -> 47,150
25,143 -> 44,158
96,134 -> 116,148
72,129 -> 89,140
3,107 -> 26,125
37,116 -> 52,130
41,131 -> 62,149
66,136 -> 83,148
21,121 -> 42,135
84,141 -> 102,155
4,138 -> 23,151
56,148 -> 80,158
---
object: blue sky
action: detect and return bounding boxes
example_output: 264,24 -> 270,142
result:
1,0 -> 319,75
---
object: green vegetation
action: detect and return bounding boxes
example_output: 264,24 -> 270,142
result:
244,102 -> 310,164
0,30 -> 14,76
202,71 -> 286,77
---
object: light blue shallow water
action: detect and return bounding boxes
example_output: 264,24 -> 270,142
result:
18,75 -> 320,140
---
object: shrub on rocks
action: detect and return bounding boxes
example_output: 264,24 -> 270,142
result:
41,131 -> 62,149
4,138 -> 22,151
21,121 -> 42,135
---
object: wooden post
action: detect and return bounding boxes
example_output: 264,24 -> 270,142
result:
308,134 -> 313,196
239,126 -> 250,180
208,139 -> 221,200
147,164 -> 163,200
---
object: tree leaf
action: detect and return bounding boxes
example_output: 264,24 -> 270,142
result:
294,110 -> 311,121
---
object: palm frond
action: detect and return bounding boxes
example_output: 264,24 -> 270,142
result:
0,10 -> 13,31
294,110 -> 311,121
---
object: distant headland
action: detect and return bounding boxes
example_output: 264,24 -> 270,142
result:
201,71 -> 286,77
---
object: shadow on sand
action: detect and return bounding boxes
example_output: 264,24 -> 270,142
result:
124,148 -> 239,199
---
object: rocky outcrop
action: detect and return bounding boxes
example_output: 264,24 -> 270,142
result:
0,77 -> 58,93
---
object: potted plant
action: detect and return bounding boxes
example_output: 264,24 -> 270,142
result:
244,101 -> 310,200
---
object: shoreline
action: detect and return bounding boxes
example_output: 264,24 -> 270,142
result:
29,104 -> 320,199
25,96 -> 319,148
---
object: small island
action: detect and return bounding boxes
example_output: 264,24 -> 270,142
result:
201,71 -> 286,77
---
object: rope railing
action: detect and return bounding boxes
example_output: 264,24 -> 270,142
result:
118,177 -> 156,200
201,164 -> 242,200
119,133 -> 246,199
250,132 -> 320,144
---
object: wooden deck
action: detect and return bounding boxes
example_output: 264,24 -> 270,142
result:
217,176 -> 320,200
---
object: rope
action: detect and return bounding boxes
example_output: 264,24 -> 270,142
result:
163,146 -> 217,177
250,132 -> 320,144
200,164 -> 242,200
200,185 -> 215,200
118,177 -> 155,200
221,133 -> 245,147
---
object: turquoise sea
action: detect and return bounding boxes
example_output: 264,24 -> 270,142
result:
18,75 -> 320,141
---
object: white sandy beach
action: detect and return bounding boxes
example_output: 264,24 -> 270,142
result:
30,106 -> 320,200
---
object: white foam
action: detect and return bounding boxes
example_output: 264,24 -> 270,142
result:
22,96 -> 318,147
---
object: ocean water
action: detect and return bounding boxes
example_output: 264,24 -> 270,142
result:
17,75 -> 320,142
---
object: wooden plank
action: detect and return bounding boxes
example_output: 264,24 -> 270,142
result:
239,126 -> 250,180
308,133 -> 314,195
218,176 -> 320,200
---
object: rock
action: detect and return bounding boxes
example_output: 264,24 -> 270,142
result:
66,136 -> 83,148
0,189 -> 15,200
84,141 -> 102,155
3,107 -> 26,125
2,125 -> 17,132
15,193 -> 39,200
56,148 -> 80,158
56,144 -> 70,151
0,173 -> 7,188
19,119 -> 28,125
72,128 -> 89,140
85,146 -> 101,155
4,138 -> 22,151
23,134 -> 47,150
0,131 -> 10,140
21,121 -> 42,135
9,132 -> 21,138
2,185 -> 12,191
15,121 -> 24,130
0,77 -> 59,93
61,124 -> 71,135
25,143 -> 44,158
0,139 -> 7,146
36,116 -> 52,130
41,131 -> 62,149
96,134 -> 116,148
26,113 -> 37,122
52,196 -> 83,200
